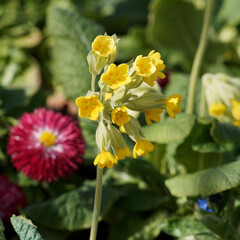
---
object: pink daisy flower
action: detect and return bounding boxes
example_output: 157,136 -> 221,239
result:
0,174 -> 27,223
7,108 -> 85,182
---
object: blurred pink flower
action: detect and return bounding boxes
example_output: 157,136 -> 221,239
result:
7,108 -> 85,182
0,175 -> 27,223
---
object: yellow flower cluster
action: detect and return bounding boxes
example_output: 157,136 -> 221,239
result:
75,34 -> 182,169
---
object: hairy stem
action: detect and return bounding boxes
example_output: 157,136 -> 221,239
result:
89,167 -> 103,240
91,74 -> 96,92
186,0 -> 214,114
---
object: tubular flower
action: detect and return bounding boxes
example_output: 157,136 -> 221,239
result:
116,147 -> 131,160
209,103 -> 226,117
101,64 -> 131,90
7,108 -> 85,182
145,109 -> 163,125
133,139 -> 155,159
0,175 -> 27,223
76,95 -> 104,121
144,50 -> 166,87
111,105 -> 130,126
92,35 -> 116,57
166,94 -> 182,118
133,55 -> 156,77
94,148 -> 118,169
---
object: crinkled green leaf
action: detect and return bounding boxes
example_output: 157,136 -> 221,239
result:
217,0 -> 240,26
10,215 -> 43,240
165,159 -> 240,197
143,113 -> 195,144
25,184 -> 120,231
117,158 -> 165,193
160,216 -> 207,238
0,220 -> 5,240
115,185 -> 165,212
109,212 -> 165,240
47,4 -> 104,99
147,0 -> 203,59
194,233 -> 220,240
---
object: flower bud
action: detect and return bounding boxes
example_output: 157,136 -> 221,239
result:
123,116 -> 144,141
95,122 -> 111,151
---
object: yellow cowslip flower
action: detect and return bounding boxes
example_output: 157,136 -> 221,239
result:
145,109 -> 163,125
144,50 -> 166,87
234,121 -> 240,128
101,64 -> 131,90
133,55 -> 156,77
231,99 -> 240,121
111,105 -> 130,126
166,94 -> 182,118
209,103 -> 226,117
75,95 -> 104,121
133,139 -> 155,159
115,147 -> 131,160
92,35 -> 116,57
94,148 -> 118,169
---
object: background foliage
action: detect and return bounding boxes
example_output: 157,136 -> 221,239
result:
1,0 -> 240,239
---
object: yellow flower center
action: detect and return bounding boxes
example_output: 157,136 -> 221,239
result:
39,131 -> 56,147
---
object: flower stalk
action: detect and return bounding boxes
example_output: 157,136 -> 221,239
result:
89,167 -> 103,240
186,0 -> 214,114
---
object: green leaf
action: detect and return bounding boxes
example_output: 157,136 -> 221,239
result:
47,4 -> 104,100
160,216 -> 207,238
194,233 -> 220,240
210,120 -> 240,148
115,185 -> 165,212
108,212 -> 165,240
25,184 -> 120,231
202,215 -> 240,240
165,159 -> 240,197
147,0 -> 203,59
0,220 -> 5,240
117,158 -> 165,193
143,113 -> 196,144
10,215 -> 43,240
217,0 -> 240,26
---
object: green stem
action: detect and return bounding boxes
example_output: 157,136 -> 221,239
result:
186,0 -> 214,114
91,74 -> 96,92
89,167 -> 103,240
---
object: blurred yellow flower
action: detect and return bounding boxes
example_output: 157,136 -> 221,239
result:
94,148 -> 118,169
133,139 -> 155,159
116,147 -> 131,160
111,105 -> 130,126
144,50 -> 166,87
145,109 -> 163,125
231,99 -> 240,121
209,103 -> 226,117
133,55 -> 156,77
101,64 -> 131,90
234,121 -> 240,128
92,35 -> 116,57
75,95 -> 104,121
166,94 -> 182,118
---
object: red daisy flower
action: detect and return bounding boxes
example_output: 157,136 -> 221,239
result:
0,174 -> 27,223
7,108 -> 85,182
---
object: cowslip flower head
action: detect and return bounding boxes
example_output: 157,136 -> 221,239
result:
111,105 -> 130,126
133,139 -> 155,159
145,109 -> 163,125
166,94 -> 182,118
209,103 -> 226,117
0,175 -> 27,223
76,95 -> 104,121
7,108 -> 85,182
92,35 -> 117,57
144,50 -> 166,87
94,148 -> 118,169
100,64 -> 131,90
133,55 -> 156,77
